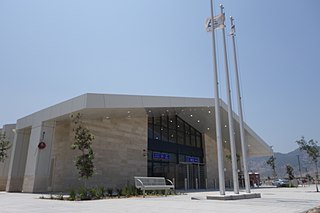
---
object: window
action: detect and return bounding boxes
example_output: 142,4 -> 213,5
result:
196,132 -> 202,148
148,117 -> 153,139
190,128 -> 196,147
148,115 -> 202,148
185,124 -> 190,146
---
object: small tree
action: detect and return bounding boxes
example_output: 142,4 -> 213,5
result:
296,136 -> 320,192
266,155 -> 277,178
286,164 -> 294,180
0,133 -> 11,162
71,113 -> 95,185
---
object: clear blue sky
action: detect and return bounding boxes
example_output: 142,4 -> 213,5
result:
1,0 -> 319,153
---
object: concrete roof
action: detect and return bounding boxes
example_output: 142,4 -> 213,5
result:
15,93 -> 272,156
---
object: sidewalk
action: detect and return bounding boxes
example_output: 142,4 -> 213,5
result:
0,185 -> 319,213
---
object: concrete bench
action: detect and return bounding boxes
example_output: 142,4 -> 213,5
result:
134,176 -> 174,197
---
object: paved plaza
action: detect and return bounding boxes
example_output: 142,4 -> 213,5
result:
0,185 -> 319,213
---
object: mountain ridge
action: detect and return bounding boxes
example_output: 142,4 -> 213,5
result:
248,148 -> 318,179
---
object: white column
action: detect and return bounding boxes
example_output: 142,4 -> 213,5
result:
6,128 -> 30,192
22,122 -> 55,192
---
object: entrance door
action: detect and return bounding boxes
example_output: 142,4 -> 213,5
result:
176,163 -> 205,189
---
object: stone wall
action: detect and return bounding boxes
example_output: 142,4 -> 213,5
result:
203,133 -> 218,188
204,133 -> 235,189
51,116 -> 147,192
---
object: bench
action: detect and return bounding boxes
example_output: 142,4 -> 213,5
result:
134,176 -> 175,198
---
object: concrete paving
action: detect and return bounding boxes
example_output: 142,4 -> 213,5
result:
0,185 -> 319,213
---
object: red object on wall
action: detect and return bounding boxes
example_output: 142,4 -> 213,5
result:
38,142 -> 46,149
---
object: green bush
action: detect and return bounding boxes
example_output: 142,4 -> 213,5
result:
68,186 -> 107,200
96,186 -> 105,199
69,189 -> 76,201
78,186 -> 91,200
121,185 -> 142,197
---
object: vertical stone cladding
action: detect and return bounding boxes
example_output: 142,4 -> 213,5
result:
203,133 -> 218,188
51,116 -> 147,192
6,128 -> 31,192
223,146 -> 233,188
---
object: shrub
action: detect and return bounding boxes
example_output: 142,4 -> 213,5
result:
96,186 -> 105,199
78,186 -> 91,200
69,189 -> 76,201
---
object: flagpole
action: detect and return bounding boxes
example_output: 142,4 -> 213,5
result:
230,16 -> 251,193
220,4 -> 239,194
210,0 -> 225,195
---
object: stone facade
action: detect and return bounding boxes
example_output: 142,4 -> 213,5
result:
203,133 -> 218,188
50,116 -> 147,192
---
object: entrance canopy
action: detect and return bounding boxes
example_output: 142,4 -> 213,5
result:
16,93 -> 272,157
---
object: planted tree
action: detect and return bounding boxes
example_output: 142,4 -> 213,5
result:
0,133 -> 11,162
266,155 -> 277,178
70,113 -> 95,185
296,136 -> 320,192
286,164 -> 294,180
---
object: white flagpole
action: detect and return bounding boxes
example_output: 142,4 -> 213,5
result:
210,0 -> 225,195
230,16 -> 251,193
220,4 -> 239,194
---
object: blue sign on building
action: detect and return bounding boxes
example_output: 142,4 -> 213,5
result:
153,152 -> 170,160
185,156 -> 199,163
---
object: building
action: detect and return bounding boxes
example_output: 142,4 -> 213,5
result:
0,93 -> 272,193
0,124 -> 16,190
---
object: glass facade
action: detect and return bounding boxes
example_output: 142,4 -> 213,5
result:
148,115 -> 205,189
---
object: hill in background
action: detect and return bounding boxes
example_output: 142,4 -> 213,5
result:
248,148 -> 317,179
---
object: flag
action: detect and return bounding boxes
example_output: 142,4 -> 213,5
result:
205,13 -> 225,32
230,24 -> 236,35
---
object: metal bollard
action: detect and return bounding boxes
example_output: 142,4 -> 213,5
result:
184,178 -> 188,191
196,178 -> 199,189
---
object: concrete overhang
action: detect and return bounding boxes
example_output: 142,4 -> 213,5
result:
15,93 -> 272,157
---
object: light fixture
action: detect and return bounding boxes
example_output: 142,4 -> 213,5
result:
106,116 -> 110,120
208,110 -> 211,114
128,111 -> 130,114
224,125 -> 227,128
197,120 -> 200,123
148,110 -> 152,113
170,120 -> 173,123
207,127 -> 210,130
190,114 -> 193,117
